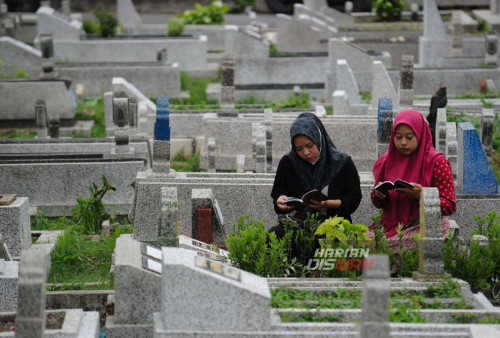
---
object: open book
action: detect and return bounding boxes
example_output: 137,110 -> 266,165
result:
374,179 -> 414,195
284,189 -> 328,207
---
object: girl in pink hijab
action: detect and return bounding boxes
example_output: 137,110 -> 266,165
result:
371,109 -> 456,249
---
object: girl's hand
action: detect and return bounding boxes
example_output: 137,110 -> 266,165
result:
307,199 -> 341,210
395,183 -> 422,200
277,195 -> 294,212
372,189 -> 386,201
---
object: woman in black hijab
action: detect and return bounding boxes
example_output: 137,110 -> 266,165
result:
269,112 -> 362,238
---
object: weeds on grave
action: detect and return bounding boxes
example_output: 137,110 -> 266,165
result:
372,0 -> 405,22
177,1 -> 229,25
72,175 -> 116,235
389,302 -> 426,323
0,60 -> 29,78
166,16 -> 186,37
171,149 -> 201,172
426,277 -> 462,298
95,8 -> 118,38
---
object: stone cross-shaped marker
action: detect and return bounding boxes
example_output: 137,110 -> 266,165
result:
413,187 -> 445,281
14,249 -> 48,338
360,254 -> 390,338
152,96 -> 171,175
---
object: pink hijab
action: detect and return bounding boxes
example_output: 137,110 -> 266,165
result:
372,109 -> 444,237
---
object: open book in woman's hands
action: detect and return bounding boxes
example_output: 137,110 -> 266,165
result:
374,179 -> 414,195
284,190 -> 328,207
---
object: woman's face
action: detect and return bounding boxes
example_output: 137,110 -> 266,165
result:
294,135 -> 319,163
394,123 -> 418,155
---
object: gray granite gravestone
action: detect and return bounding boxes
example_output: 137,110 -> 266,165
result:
332,90 -> 351,115
220,54 -> 236,117
419,0 -> 452,68
158,187 -> 179,247
371,61 -> 397,113
480,108 -> 494,156
0,196 -> 30,258
413,187 -> 445,281
436,108 -> 447,154
35,99 -> 49,139
117,0 -> 141,34
153,247 -> 271,335
0,257 -> 18,312
446,122 -> 458,182
112,91 -> 133,156
236,153 -> 245,173
264,108 -> 273,173
191,188 -> 226,245
451,11 -> 463,57
336,59 -> 362,105
377,98 -> 393,157
39,34 -> 57,80
252,122 -> 266,173
485,32 -> 498,65
0,235 -> 12,261
207,137 -> 216,173
399,54 -> 414,110
61,0 -> 71,17
14,249 -> 47,338
360,254 -> 390,338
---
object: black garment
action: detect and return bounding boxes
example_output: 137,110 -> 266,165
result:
271,154 -> 362,223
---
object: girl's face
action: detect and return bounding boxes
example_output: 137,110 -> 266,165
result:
294,135 -> 319,163
394,123 -> 419,155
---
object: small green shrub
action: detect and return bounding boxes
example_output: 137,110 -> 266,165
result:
167,16 -> 186,37
82,19 -> 100,35
478,19 -> 489,33
372,0 -> 406,22
177,1 -> 229,25
72,175 -> 116,235
95,9 -> 118,38
14,68 -> 29,78
235,0 -> 254,13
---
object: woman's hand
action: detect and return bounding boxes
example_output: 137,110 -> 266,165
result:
307,199 -> 341,210
277,195 -> 294,212
372,189 -> 386,201
395,183 -> 422,200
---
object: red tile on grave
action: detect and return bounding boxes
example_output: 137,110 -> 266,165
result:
197,208 -> 212,244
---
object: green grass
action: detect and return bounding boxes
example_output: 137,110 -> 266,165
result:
170,149 -> 201,172
170,72 -> 220,108
0,129 -> 36,138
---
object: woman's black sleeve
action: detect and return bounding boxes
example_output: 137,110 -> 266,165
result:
335,158 -> 362,215
271,156 -> 290,214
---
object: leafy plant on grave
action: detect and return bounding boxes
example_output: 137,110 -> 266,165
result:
225,215 -> 299,277
279,311 -> 340,323
371,0 -> 406,22
474,211 -> 500,296
425,277 -> 462,298
72,175 -> 117,235
389,302 -> 426,323
177,1 -> 229,25
82,19 -> 100,35
315,216 -> 372,250
95,8 -> 118,38
171,149 -> 201,172
0,60 -> 29,78
478,19 -> 489,33
166,16 -> 186,37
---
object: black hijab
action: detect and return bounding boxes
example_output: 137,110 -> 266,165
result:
287,113 -> 350,191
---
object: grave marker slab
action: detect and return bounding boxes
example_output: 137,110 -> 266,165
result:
481,108 -> 494,155
0,197 -> 30,257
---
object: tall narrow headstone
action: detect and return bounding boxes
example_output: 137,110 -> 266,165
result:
451,11 -> 463,56
360,255 -> 390,338
446,122 -> 458,182
128,97 -> 138,128
419,0 -> 452,67
112,91 -> 132,155
61,0 -> 71,17
332,90 -> 351,115
457,122 -> 498,195
264,108 -> 273,173
481,108 -> 494,156
35,99 -> 48,139
492,0 -> 500,15
152,96 -> 171,175
336,59 -> 362,105
235,154 -> 245,173
14,249 -> 48,338
399,55 -> 414,110
39,34 -> 57,80
413,188 -> 445,281
485,32 -> 498,65
220,54 -> 236,117
207,137 -> 216,173
371,61 -> 397,113
436,108 -> 447,153
158,187 -> 179,247
48,117 -> 60,138
377,98 -> 393,157
252,123 -> 266,173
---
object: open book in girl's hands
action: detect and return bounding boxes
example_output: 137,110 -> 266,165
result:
284,189 -> 328,207
374,179 -> 414,195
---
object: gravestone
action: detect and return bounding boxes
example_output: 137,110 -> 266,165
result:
0,235 -> 13,261
332,90 -> 351,115
105,235 -> 161,337
0,196 -> 30,257
451,11 -> 463,57
457,122 -> 499,195
236,154 -> 245,173
413,187 -> 445,281
446,122 -> 458,181
112,91 -> 133,156
427,85 -> 447,148
35,99 -> 49,139
39,34 -> 57,80
436,108 -> 447,153
191,188 -> 226,245
153,247 -> 271,335
48,117 -> 60,138
156,48 -> 167,64
220,54 -> 236,117
399,54 -> 414,110
117,0 -> 142,34
360,255 -> 390,338
377,98 -> 393,157
485,32 -> 498,65
158,187 -> 179,247
371,61 -> 397,113
61,0 -> 71,17
264,108 -> 273,173
481,108 -> 494,156
336,59 -> 362,105
419,0 -> 452,67
207,137 -> 216,173
252,122 -> 266,173
0,256 -> 18,312
15,249 -> 47,338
